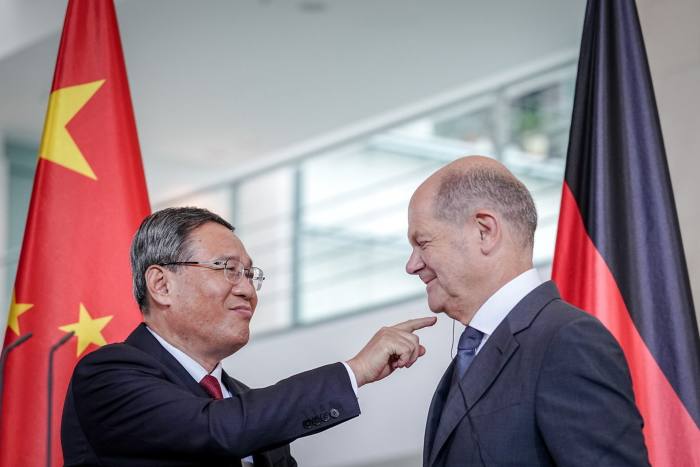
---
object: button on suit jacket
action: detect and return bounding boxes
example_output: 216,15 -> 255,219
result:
62,323 -> 360,466
423,281 -> 649,467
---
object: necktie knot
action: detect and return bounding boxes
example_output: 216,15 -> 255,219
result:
199,374 -> 223,400
452,326 -> 485,385
458,326 -> 484,353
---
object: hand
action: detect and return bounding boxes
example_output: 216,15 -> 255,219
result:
346,316 -> 437,387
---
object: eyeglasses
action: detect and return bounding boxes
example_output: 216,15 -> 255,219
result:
159,259 -> 265,291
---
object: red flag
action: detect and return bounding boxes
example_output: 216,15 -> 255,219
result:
1,1 -> 150,464
552,1 -> 700,465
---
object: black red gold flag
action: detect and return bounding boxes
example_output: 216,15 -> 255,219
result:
552,0 -> 700,465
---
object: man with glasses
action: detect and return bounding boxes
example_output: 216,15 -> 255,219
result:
61,207 -> 435,467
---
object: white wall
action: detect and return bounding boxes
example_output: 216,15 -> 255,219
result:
0,0 -> 65,61
638,0 -> 700,324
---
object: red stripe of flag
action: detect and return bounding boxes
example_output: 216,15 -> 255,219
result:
554,184 -> 700,466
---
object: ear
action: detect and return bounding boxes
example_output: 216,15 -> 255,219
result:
474,210 -> 500,255
145,265 -> 173,308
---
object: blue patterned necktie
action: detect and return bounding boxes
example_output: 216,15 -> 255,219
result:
452,326 -> 484,385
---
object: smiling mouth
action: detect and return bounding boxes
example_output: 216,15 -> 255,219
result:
230,307 -> 253,319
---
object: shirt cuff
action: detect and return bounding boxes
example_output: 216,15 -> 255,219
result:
341,361 -> 359,399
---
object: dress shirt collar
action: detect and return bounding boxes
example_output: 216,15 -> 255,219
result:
469,268 -> 543,341
146,325 -> 229,397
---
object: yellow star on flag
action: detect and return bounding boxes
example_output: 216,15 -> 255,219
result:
59,303 -> 113,357
7,291 -> 33,336
38,79 -> 105,180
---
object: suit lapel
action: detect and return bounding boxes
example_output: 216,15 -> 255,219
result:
426,281 -> 561,466
427,328 -> 519,467
127,325 -> 282,466
461,282 -> 560,410
460,323 -> 519,411
221,370 -> 246,396
126,323 -> 210,398
424,360 -> 456,467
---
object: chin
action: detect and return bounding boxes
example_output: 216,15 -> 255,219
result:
427,290 -> 447,312
224,330 -> 250,352
236,329 -> 250,345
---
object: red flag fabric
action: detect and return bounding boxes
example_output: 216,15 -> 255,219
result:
1,1 -> 150,465
552,1 -> 700,466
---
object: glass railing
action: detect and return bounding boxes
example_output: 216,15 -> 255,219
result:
3,56 -> 577,336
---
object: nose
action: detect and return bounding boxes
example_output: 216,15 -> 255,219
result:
405,248 -> 424,275
231,277 -> 256,301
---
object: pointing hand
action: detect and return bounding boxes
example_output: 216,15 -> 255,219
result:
346,316 -> 437,387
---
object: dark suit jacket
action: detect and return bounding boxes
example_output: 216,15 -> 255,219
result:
423,281 -> 649,467
62,323 -> 360,466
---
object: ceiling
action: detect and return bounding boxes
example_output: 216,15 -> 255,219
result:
0,0 -> 586,202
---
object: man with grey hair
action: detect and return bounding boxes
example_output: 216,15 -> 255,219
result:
62,206 -> 435,466
407,156 -> 649,466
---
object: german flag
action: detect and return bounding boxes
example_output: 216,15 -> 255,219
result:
552,1 -> 700,465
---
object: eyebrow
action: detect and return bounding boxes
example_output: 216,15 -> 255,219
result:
217,255 -> 253,268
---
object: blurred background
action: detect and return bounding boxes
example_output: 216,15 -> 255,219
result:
1,1 -> 698,465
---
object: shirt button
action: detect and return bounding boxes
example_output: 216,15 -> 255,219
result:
330,408 -> 340,418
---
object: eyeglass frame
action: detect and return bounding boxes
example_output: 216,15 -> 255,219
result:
158,258 -> 265,291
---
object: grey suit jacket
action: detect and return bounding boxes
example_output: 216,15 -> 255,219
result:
423,281 -> 649,466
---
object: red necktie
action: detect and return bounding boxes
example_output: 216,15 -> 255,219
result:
199,374 -> 223,400
200,375 -> 246,465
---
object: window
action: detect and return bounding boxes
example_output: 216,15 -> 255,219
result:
156,61 -> 576,334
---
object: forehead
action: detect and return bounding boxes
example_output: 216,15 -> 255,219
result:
408,188 -> 438,232
186,222 -> 252,264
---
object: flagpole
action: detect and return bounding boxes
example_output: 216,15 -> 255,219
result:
46,332 -> 73,467
0,333 -> 33,428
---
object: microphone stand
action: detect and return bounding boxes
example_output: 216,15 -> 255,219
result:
0,332 -> 33,428
46,331 -> 74,467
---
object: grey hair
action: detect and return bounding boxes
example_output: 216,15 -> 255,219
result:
434,166 -> 537,248
130,207 -> 234,312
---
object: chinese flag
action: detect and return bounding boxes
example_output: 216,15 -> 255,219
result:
552,0 -> 700,465
0,1 -> 150,465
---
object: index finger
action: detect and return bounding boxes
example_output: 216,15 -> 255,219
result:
392,316 -> 437,332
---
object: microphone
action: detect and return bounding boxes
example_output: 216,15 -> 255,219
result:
46,331 -> 74,467
0,332 -> 33,427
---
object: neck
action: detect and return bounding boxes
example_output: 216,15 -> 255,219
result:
145,316 -> 220,373
458,260 -> 533,325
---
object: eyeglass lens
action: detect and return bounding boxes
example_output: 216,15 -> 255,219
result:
224,260 -> 263,291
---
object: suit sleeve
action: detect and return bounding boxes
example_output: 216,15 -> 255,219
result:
69,346 -> 360,459
535,316 -> 650,467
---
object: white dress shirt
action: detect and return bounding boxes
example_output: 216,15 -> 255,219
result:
468,268 -> 543,354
